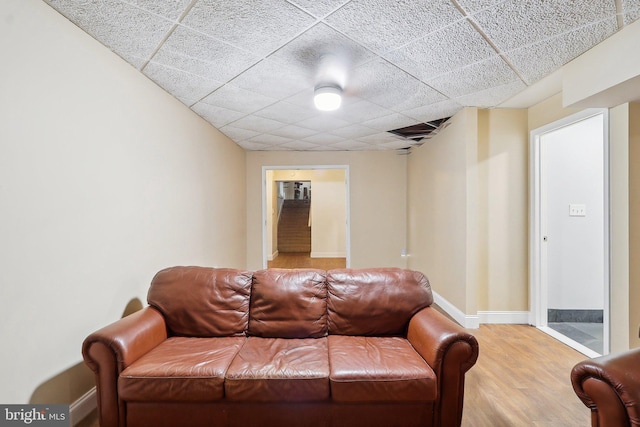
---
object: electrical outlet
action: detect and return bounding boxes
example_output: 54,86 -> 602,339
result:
569,204 -> 586,217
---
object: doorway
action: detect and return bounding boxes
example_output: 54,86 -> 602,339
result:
276,181 -> 312,254
530,109 -> 609,357
262,166 -> 350,269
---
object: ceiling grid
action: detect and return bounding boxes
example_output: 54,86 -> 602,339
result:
44,0 -> 640,151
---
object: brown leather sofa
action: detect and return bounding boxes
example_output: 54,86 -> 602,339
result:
83,266 -> 479,427
571,348 -> 640,426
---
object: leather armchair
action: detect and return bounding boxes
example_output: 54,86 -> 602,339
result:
571,348 -> 640,427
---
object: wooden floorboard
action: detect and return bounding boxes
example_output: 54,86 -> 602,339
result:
267,252 -> 346,269
462,324 -> 590,426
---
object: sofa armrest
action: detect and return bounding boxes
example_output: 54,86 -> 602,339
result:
571,348 -> 640,427
82,306 -> 167,427
407,307 -> 479,427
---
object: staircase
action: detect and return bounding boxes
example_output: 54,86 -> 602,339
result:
277,199 -> 311,253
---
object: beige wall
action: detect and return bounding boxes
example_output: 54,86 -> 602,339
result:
609,103 -> 631,352
563,19 -> 640,109
0,0 -> 246,404
408,108 -> 528,319
477,109 -> 529,312
528,93 -> 583,132
246,151 -> 407,270
265,170 -> 277,259
629,102 -> 640,348
407,108 -> 477,313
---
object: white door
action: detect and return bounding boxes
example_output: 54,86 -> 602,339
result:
530,109 -> 609,357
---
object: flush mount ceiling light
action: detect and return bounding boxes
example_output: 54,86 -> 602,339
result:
314,53 -> 347,112
314,85 -> 342,111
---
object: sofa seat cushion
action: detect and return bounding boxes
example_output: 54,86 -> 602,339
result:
119,336 -> 245,402
328,335 -> 437,403
225,337 -> 330,402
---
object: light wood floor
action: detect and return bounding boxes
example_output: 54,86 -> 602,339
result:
267,252 -> 346,269
462,324 -> 590,426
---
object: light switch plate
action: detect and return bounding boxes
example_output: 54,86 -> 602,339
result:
569,204 -> 586,217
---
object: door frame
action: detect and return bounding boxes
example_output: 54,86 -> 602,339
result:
261,165 -> 350,269
529,108 -> 610,357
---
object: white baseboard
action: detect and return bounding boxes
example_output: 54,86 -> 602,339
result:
310,252 -> 346,258
478,310 -> 530,324
70,387 -> 96,426
268,250 -> 278,261
432,292 -> 479,329
432,292 -> 530,328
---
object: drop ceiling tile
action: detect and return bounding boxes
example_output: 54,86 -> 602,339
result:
268,22 -> 376,80
625,10 -> 640,25
328,140 -> 372,151
402,100 -> 463,123
269,125 -> 318,139
350,59 -> 447,111
191,103 -> 246,128
236,140 -> 274,150
302,134 -> 346,144
127,0 -> 193,20
201,84 -> 277,114
325,0 -> 463,54
622,0 -> 640,24
143,62 -> 223,106
287,0 -> 349,18
339,100 -> 392,123
455,0 -> 508,13
45,0 -> 174,67
219,125 -> 261,142
504,18 -> 617,84
152,25 -> 260,82
329,124 -> 379,139
254,101 -> 317,123
228,115 -> 286,133
270,144 -> 302,151
308,144 -> 346,151
361,113 -> 417,132
245,134 -> 294,145
180,0 -> 317,56
279,140 -> 324,150
471,0 -> 617,52
229,59 -> 310,99
455,80 -> 526,108
295,115 -> 352,132
356,131 -> 405,144
427,56 -> 521,98
46,0 -> 633,152
385,19 -> 497,82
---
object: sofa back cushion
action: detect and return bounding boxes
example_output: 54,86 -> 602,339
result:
248,269 -> 327,338
327,268 -> 433,336
147,266 -> 252,337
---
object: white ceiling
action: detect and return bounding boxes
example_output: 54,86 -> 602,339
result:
45,0 -> 640,151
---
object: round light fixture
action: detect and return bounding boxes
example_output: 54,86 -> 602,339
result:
314,85 -> 342,111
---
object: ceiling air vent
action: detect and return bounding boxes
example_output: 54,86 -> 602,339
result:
387,117 -> 452,145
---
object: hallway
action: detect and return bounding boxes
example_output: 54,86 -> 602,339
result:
268,252 -> 346,269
